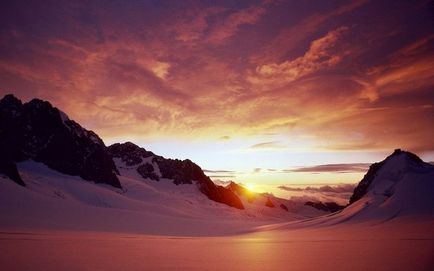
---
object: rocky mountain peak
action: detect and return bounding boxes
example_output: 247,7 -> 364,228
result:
109,141 -> 244,209
349,149 -> 429,204
108,142 -> 154,166
0,94 -> 22,109
0,94 -> 121,188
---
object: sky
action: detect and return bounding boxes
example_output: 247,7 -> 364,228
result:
1,0 -> 433,196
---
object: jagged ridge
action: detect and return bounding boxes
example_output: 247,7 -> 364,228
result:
108,142 -> 245,209
0,94 -> 121,188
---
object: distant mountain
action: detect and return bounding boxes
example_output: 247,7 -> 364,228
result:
349,149 -> 426,204
108,142 -> 244,209
0,94 -> 121,188
304,201 -> 344,213
226,181 -> 312,213
320,149 -> 434,224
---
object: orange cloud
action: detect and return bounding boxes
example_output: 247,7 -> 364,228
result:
207,5 -> 267,45
247,26 -> 349,89
252,0 -> 367,64
1,0 -> 433,155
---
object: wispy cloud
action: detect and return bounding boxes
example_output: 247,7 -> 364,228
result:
1,0 -> 433,154
207,5 -> 267,45
248,26 -> 349,89
252,0 -> 367,63
204,169 -> 236,174
250,141 -> 286,149
280,184 -> 357,204
208,175 -> 236,178
278,184 -> 356,193
283,163 -> 370,173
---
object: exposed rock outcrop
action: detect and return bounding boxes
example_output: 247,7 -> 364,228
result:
227,181 -> 256,202
0,94 -> 121,188
349,149 -> 424,204
108,142 -> 154,166
279,203 -> 289,211
137,163 -> 160,181
305,201 -> 344,213
108,142 -> 245,210
0,156 -> 25,186
265,198 -> 275,208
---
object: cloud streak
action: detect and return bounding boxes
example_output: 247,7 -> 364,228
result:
249,141 -> 286,149
1,0 -> 433,155
248,26 -> 349,89
284,163 -> 370,174
278,184 -> 356,193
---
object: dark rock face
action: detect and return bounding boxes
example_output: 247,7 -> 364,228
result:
227,181 -> 256,202
198,181 -> 245,210
108,142 -> 159,180
349,149 -> 423,204
0,94 -> 121,188
153,156 -> 244,209
137,163 -> 160,181
108,142 -> 244,210
108,142 -> 154,166
305,201 -> 344,213
0,157 -> 25,186
265,198 -> 275,208
279,203 -> 288,211
153,157 -> 198,185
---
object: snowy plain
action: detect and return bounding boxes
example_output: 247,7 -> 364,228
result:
1,153 -> 434,271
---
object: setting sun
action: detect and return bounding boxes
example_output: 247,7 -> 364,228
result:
244,183 -> 256,192
0,1 -> 433,271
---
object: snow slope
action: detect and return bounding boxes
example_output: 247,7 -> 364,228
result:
1,151 -> 434,271
256,150 -> 434,231
0,160 -> 324,236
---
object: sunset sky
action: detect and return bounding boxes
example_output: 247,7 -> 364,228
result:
1,0 -> 433,195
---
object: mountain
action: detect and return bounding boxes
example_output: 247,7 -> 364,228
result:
0,94 -> 245,209
0,94 -> 121,188
343,149 -> 434,219
304,201 -> 344,213
108,142 -> 244,209
259,149 -> 434,234
294,149 -> 434,227
349,149 -> 426,204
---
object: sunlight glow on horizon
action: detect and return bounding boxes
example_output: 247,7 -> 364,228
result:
1,0 -> 433,188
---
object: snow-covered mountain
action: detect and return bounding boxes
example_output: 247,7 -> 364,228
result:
342,149 -> 434,221
0,94 -> 247,209
0,94 -> 328,235
2,94 -> 432,236
108,142 -> 244,209
0,94 -> 121,188
267,149 -> 434,231
0,159 -> 326,235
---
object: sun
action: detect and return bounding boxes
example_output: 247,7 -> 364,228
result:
244,183 -> 256,192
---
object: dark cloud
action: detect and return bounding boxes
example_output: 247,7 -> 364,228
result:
204,169 -> 236,174
208,175 -> 236,178
283,163 -> 370,173
0,0 -> 433,153
280,184 -> 357,205
205,169 -> 237,179
278,184 -> 356,193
